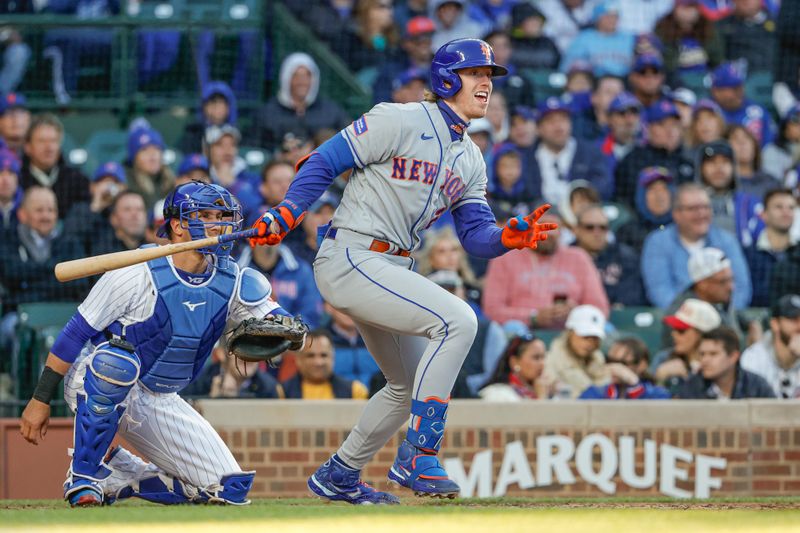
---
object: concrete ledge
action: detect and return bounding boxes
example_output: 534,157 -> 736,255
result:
195,399 -> 800,429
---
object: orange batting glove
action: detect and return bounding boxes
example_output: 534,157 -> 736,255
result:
249,200 -> 305,247
500,204 -> 559,250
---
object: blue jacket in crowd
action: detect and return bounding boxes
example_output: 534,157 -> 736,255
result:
579,381 -> 672,400
328,325 -> 380,388
640,223 -> 752,309
527,138 -> 614,200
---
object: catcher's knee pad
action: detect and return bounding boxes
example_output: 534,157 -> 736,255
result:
202,471 -> 256,505
406,397 -> 449,453
72,341 -> 140,480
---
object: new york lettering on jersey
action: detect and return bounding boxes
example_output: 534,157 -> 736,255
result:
337,101 -> 486,250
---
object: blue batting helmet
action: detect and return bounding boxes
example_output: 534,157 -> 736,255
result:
158,181 -> 242,265
430,38 -> 508,99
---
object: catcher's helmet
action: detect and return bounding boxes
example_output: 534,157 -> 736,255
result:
158,181 -> 242,264
430,38 -> 508,99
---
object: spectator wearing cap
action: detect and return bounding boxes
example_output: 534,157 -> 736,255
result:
0,93 -> 29,155
572,203 -> 646,306
580,336 -> 671,399
744,189 -> 796,307
123,126 -> 175,213
676,326 -> 775,399
617,166 -> 675,252
597,91 -> 641,173
716,0 -> 776,74
628,54 -> 667,111
0,150 -> 21,233
641,183 -> 751,309
63,161 -> 128,257
694,139 -> 761,243
725,124 -> 780,200
429,0 -> 486,51
291,190 -> 340,266
572,75 -> 625,143
483,211 -> 610,328
671,87 -> 697,131
236,237 -> 324,330
660,246 -> 749,349
508,3 -> 560,71
710,62 -> 775,147
390,67 -> 427,104
539,0 -> 601,54
484,30 -> 537,109
334,0 -> 403,74
561,0 -> 635,78
654,0 -> 724,78
687,98 -> 726,151
741,294 -> 800,398
20,113 -> 90,219
530,97 -> 612,205
250,53 -> 351,152
178,81 -> 238,154
615,99 -> 695,207
479,333 -> 550,401
650,298 -> 722,394
761,104 -> 800,183
372,16 -> 435,105
544,305 -> 609,399
176,154 -> 211,185
203,124 -> 261,223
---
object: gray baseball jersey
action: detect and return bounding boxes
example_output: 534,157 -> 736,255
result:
334,101 -> 489,251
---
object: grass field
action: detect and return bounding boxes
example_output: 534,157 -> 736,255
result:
2,497 -> 800,532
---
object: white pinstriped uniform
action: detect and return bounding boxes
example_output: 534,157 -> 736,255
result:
63,258 -> 280,494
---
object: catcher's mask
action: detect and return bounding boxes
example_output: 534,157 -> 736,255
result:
158,181 -> 242,267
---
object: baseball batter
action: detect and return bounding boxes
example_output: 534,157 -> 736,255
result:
20,182 -> 303,507
251,38 -> 557,504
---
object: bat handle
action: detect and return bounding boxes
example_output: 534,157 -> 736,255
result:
218,227 -> 260,244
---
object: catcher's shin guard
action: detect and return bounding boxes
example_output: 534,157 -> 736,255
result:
388,398 -> 460,498
200,471 -> 256,505
70,343 -> 140,486
111,474 -> 200,505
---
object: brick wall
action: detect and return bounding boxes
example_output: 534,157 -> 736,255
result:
216,426 -> 800,497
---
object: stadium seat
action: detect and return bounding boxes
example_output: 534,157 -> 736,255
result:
745,71 -> 774,110
522,69 -> 565,101
678,71 -> 709,100
534,329 -> 562,349
240,146 -> 269,173
83,129 -> 128,171
609,306 -> 664,355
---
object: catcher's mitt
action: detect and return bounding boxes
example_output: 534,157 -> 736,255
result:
228,314 -> 308,363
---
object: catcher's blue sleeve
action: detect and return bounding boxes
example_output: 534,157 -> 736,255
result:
452,202 -> 507,259
283,133 -> 355,211
271,306 -> 291,318
51,312 -> 100,363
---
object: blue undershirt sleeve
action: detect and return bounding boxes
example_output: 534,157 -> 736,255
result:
270,306 -> 291,318
283,132 -> 355,211
451,202 -> 509,259
51,312 -> 101,364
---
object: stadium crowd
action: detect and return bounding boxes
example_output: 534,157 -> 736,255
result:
2,0 -> 800,406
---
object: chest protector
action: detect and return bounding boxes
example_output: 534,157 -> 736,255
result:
106,255 -> 237,393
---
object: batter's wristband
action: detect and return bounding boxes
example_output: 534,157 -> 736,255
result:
32,366 -> 64,405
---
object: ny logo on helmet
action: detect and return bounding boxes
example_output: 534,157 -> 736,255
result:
480,43 -> 493,63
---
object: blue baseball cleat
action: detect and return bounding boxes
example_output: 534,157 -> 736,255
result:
64,478 -> 104,507
388,439 -> 460,499
308,455 -> 400,505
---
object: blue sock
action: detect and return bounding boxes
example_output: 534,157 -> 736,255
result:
332,453 -> 357,471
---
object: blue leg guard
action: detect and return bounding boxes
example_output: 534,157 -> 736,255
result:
112,474 -> 199,505
200,472 -> 256,505
66,342 -> 140,504
388,398 -> 460,498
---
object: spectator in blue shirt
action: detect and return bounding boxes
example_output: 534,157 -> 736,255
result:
641,182 -> 751,309
179,81 -> 238,154
710,62 -> 775,147
580,336 -> 671,399
237,243 -> 324,330
325,302 -> 380,388
560,0 -> 635,77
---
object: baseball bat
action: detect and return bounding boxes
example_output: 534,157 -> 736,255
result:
55,227 -> 260,282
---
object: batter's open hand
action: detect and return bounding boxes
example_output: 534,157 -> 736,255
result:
501,204 -> 559,250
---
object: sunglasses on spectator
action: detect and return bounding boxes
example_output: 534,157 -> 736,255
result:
676,203 -> 711,212
636,68 -> 662,77
579,223 -> 609,231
